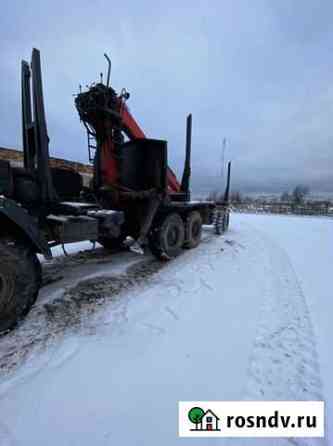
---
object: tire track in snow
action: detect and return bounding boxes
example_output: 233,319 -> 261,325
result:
0,257 -> 166,380
0,230 -> 218,381
242,226 -> 327,446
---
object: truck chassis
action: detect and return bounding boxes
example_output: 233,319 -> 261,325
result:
0,49 -> 231,332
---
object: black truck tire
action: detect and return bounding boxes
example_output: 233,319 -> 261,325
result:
149,213 -> 185,260
0,238 -> 41,333
184,211 -> 202,249
215,210 -> 223,235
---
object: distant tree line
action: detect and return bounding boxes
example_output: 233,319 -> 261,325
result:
206,190 -> 243,203
206,184 -> 311,205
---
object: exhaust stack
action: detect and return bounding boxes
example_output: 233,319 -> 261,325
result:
104,53 -> 111,87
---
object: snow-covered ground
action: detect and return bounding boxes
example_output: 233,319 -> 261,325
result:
0,213 -> 331,446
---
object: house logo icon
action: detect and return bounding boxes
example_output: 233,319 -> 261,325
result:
188,407 -> 220,431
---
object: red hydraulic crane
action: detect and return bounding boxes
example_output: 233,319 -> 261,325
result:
76,54 -> 181,196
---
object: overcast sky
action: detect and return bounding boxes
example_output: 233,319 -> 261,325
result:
1,0 -> 333,193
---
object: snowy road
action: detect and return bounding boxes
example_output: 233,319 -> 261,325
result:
0,214 -> 331,446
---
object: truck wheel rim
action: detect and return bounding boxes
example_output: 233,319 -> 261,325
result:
167,226 -> 179,247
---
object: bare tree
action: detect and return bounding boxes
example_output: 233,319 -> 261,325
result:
292,185 -> 309,204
